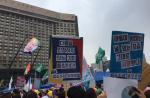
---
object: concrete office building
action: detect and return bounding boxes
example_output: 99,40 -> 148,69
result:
0,0 -> 79,70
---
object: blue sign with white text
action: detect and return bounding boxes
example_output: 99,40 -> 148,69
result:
110,31 -> 144,80
50,37 -> 83,80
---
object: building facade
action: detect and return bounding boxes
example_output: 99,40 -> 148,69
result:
0,0 -> 79,69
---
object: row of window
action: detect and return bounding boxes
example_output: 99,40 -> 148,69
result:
0,13 -> 49,24
0,10 -> 77,68
0,19 -> 74,28
0,62 -> 48,68
0,26 -> 75,37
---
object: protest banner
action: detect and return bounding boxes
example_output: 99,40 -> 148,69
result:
103,77 -> 138,98
16,76 -> 26,89
49,36 -> 83,82
110,31 -> 144,80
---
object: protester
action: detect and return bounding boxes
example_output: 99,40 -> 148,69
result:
144,90 -> 150,98
26,90 -> 38,98
60,84 -> 64,91
57,85 -> 65,98
58,89 -> 65,98
97,91 -> 107,98
52,88 -> 57,98
69,83 -> 73,87
41,90 -> 49,98
95,86 -> 147,98
12,94 -> 21,98
144,84 -> 150,98
67,86 -> 86,98
95,85 -> 103,96
1,80 -> 150,98
47,90 -> 53,98
37,92 -> 42,98
0,93 -> 12,98
86,88 -> 97,98
12,89 -> 21,98
128,87 -> 146,98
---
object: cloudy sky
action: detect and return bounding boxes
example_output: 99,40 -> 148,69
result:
16,0 -> 150,64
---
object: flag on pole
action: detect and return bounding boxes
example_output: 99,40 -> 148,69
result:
82,57 -> 89,78
24,63 -> 31,75
35,64 -> 44,73
95,47 -> 105,64
23,77 -> 32,92
74,57 -> 94,88
29,77 -> 32,90
82,57 -> 93,81
24,37 -> 40,53
42,70 -> 48,81
82,57 -> 94,90
8,76 -> 13,90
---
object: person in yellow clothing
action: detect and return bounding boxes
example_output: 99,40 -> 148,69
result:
47,90 -> 53,98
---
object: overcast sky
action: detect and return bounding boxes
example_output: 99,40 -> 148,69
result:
16,0 -> 150,65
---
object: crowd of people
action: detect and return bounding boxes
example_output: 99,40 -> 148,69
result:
0,83 -> 150,98
66,85 -> 150,98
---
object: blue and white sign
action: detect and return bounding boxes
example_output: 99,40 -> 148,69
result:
110,31 -> 144,80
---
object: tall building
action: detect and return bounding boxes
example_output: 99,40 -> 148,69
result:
0,0 -> 79,70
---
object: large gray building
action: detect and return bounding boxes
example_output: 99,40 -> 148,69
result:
0,0 -> 79,69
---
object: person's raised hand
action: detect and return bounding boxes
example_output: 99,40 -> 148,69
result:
97,91 -> 107,98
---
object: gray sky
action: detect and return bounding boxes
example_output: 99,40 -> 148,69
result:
16,0 -> 150,65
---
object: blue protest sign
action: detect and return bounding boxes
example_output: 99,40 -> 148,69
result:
110,31 -> 144,80
94,72 -> 111,81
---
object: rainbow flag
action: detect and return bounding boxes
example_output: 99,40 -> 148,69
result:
24,37 -> 40,53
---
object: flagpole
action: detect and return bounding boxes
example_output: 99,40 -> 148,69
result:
31,46 -> 42,87
31,46 -> 41,70
8,34 -> 28,69
29,77 -> 30,91
34,69 -> 36,89
31,53 -> 33,80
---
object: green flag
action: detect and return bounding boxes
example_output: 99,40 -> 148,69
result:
95,47 -> 105,64
35,64 -> 44,73
42,70 -> 48,81
23,64 -> 26,69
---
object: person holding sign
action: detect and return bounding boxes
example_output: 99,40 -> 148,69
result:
128,87 -> 146,98
97,87 -> 147,98
97,91 -> 107,98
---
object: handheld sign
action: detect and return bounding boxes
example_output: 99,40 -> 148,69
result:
49,36 -> 83,81
16,76 -> 26,89
110,31 -> 144,80
103,77 -> 138,98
